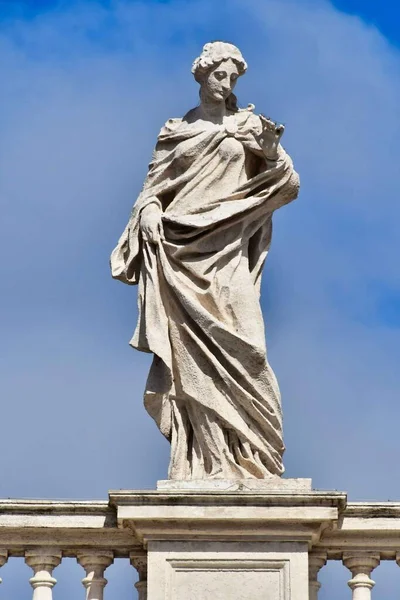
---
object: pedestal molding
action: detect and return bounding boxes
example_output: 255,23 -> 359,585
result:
111,489 -> 346,548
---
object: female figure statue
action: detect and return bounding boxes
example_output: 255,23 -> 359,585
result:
111,42 -> 299,480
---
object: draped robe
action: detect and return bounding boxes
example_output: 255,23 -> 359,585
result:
111,108 -> 300,480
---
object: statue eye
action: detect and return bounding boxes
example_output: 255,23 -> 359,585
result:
215,71 -> 226,81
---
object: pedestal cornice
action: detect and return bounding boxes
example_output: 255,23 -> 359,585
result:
109,487 -> 347,548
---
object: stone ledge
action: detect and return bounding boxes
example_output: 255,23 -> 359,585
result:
110,488 -> 347,547
0,499 -> 140,557
109,489 -> 347,508
157,478 -> 312,492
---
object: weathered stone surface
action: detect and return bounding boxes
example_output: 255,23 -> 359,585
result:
0,500 -> 138,557
317,502 -> 400,558
148,541 -> 305,600
6,495 -> 400,597
111,41 -> 299,481
157,478 -> 312,492
111,488 -> 344,600
111,489 -> 345,540
77,551 -> 113,600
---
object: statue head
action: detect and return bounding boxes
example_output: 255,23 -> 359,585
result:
192,42 -> 248,111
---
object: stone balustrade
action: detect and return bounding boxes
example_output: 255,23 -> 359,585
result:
1,496 -> 400,598
0,499 -> 146,599
314,502 -> 400,599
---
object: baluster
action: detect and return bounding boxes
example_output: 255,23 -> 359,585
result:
77,551 -> 113,600
309,552 -> 327,600
25,549 -> 62,600
0,549 -> 8,584
343,553 -> 380,600
130,552 -> 147,600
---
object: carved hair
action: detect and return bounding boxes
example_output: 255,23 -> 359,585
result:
192,41 -> 247,112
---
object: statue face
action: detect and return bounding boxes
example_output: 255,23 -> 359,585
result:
202,58 -> 240,103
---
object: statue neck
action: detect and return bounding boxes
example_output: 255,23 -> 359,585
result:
199,92 -> 227,124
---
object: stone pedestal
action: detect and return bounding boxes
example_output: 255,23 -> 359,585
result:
110,481 -> 346,600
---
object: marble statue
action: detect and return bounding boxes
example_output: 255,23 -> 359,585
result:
111,41 -> 300,480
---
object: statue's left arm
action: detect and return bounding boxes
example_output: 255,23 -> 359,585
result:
239,112 -> 300,209
238,112 -> 300,292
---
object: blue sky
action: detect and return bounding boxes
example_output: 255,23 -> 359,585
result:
1,0 -> 400,597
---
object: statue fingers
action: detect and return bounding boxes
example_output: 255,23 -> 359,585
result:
149,224 -> 160,244
140,224 -> 149,242
141,223 -> 157,244
259,114 -> 276,132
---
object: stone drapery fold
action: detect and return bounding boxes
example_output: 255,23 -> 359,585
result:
111,109 -> 299,480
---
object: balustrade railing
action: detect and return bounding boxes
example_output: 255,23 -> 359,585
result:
310,502 -> 400,599
0,499 -> 146,599
1,498 -> 400,598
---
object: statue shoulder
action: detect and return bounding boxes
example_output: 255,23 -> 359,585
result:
239,106 -> 263,132
158,108 -> 205,138
233,104 -> 262,133
158,117 -> 183,137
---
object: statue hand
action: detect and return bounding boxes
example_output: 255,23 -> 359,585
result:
256,114 -> 285,160
140,203 -> 164,244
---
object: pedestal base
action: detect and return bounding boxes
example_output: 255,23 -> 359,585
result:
157,477 -> 312,492
149,540 -> 306,600
110,483 -> 346,600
